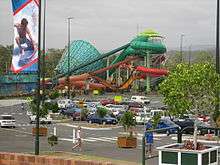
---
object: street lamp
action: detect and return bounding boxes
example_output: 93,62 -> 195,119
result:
67,17 -> 73,99
215,0 -> 220,119
180,34 -> 185,63
35,0 -> 42,156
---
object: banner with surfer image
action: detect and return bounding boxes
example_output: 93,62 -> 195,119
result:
11,0 -> 39,73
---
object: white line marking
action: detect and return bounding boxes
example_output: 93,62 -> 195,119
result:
59,138 -> 96,142
88,137 -> 114,143
100,137 -> 117,141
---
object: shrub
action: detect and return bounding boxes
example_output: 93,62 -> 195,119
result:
97,107 -> 108,118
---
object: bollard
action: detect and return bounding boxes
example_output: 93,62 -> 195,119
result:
177,129 -> 182,143
53,127 -> 56,136
142,136 -> 146,165
72,128 -> 76,144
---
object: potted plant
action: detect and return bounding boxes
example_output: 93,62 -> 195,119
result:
117,111 -> 137,148
96,106 -> 108,125
48,135 -> 58,151
28,97 -> 49,136
158,63 -> 220,165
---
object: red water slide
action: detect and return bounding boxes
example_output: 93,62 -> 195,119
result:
136,66 -> 168,76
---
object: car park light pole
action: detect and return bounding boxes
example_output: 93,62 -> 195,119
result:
35,0 -> 42,155
216,0 -> 220,121
180,34 -> 184,63
67,17 -> 73,99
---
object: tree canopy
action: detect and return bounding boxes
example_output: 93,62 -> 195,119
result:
159,63 -> 220,117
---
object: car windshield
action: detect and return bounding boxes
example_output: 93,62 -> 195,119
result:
1,116 -> 14,120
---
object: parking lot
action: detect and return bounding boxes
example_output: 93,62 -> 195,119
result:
0,96 -> 220,164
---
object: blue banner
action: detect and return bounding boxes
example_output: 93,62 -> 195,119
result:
11,0 -> 39,73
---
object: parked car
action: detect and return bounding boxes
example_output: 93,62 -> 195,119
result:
29,114 -> 52,124
135,112 -> 151,124
0,115 -> 16,128
131,96 -> 150,104
60,107 -> 82,117
87,114 -> 118,125
105,104 -> 126,116
57,99 -> 75,109
100,99 -> 115,106
72,108 -> 82,121
156,119 -> 179,134
173,118 -> 212,135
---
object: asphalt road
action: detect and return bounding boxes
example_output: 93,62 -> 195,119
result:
0,101 -> 175,164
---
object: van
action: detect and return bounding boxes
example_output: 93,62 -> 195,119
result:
131,96 -> 150,104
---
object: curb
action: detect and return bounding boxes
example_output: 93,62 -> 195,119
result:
58,123 -> 122,130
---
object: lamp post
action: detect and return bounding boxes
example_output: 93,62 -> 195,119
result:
215,0 -> 220,121
180,34 -> 185,63
67,17 -> 73,99
42,0 -> 46,104
35,0 -> 42,155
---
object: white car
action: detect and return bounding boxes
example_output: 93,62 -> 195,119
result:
135,112 -> 151,124
105,104 -> 126,116
29,114 -> 52,124
0,115 -> 16,128
57,99 -> 74,109
131,96 -> 150,104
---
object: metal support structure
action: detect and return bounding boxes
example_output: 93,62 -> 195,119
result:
215,0 -> 220,118
180,34 -> 184,63
42,0 -> 46,104
142,136 -> 146,165
35,0 -> 42,155
106,57 -> 110,80
188,45 -> 192,66
67,17 -> 73,99
145,53 -> 151,93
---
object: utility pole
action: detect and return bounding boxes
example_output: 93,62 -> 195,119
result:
180,34 -> 184,63
188,45 -> 192,66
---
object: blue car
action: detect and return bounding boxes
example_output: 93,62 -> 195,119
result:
87,114 -> 118,125
156,119 -> 179,134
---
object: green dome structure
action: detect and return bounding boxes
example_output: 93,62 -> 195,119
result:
56,40 -> 104,75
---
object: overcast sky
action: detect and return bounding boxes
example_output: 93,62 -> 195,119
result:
0,0 -> 217,51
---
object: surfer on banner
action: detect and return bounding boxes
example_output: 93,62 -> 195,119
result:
14,18 -> 36,57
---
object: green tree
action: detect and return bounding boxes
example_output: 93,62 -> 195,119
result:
194,51 -> 214,64
96,107 -> 108,118
120,111 -> 136,137
165,51 -> 183,71
159,63 -> 220,149
44,48 -> 64,77
0,45 -> 13,75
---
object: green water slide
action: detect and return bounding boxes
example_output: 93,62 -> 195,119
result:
109,30 -> 166,75
55,29 -> 166,82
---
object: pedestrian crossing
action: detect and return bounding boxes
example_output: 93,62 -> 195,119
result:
59,136 -> 161,144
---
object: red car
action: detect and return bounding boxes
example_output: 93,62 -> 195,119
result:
100,99 -> 115,106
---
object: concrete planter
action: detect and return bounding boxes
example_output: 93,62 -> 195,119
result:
157,143 -> 219,165
32,127 -> 48,136
117,137 -> 137,148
